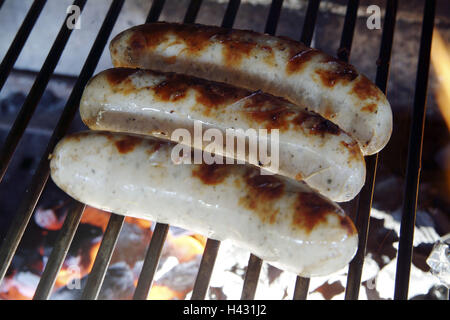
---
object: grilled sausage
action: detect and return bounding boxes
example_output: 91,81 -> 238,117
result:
80,68 -> 366,202
50,131 -> 358,276
109,22 -> 392,156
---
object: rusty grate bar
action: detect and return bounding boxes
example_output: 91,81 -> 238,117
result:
221,0 -> 240,29
184,0 -> 203,24
81,213 -> 125,300
239,0 -> 284,299
145,0 -> 165,24
33,201 -> 85,300
394,0 -> 436,300
299,0 -> 321,46
0,0 -> 87,184
337,0 -> 359,62
0,0 -> 89,284
0,0 -> 124,286
189,0 -> 243,300
191,239 -> 221,300
345,0 -> 398,300
0,0 -> 47,92
133,223 -> 169,300
241,254 -> 263,300
292,0 -> 321,300
264,0 -> 283,35
0,0 -> 432,301
293,276 -> 310,300
132,0 -> 204,301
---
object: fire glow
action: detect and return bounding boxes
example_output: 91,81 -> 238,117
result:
430,29 -> 450,194
0,205 -> 206,300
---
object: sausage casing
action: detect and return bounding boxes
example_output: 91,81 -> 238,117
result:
80,68 -> 366,202
50,131 -> 358,276
109,22 -> 392,155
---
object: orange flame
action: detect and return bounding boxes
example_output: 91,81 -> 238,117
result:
431,30 -> 450,130
81,206 -> 111,232
125,216 -> 152,229
147,284 -> 185,300
430,29 -> 450,195
167,233 -> 206,263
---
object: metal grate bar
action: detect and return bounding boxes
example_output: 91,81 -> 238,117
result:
184,0 -> 203,24
221,0 -> 240,29
0,0 -> 47,93
345,0 -> 398,300
133,223 -> 169,300
132,0 -> 204,300
292,0 -> 322,299
394,0 -> 436,300
293,276 -> 310,300
81,213 -> 125,300
241,254 -> 263,300
190,0 -> 243,299
239,0 -> 284,299
191,239 -> 221,300
32,201 -> 85,300
0,0 -> 87,183
264,0 -> 283,35
299,0 -> 320,45
0,0 -> 124,285
337,0 -> 359,62
145,0 -> 166,24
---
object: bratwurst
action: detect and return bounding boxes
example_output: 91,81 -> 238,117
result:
80,68 -> 365,202
50,131 -> 358,276
109,22 -> 392,156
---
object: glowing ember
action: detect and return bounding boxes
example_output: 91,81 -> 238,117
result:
147,284 -> 184,300
80,206 -> 111,232
125,217 -> 152,229
168,234 -> 206,263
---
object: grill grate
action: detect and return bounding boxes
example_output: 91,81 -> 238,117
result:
0,0 -> 439,300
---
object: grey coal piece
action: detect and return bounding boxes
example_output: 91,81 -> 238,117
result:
51,262 -> 135,300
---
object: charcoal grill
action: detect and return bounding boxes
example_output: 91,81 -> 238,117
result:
0,0 -> 439,300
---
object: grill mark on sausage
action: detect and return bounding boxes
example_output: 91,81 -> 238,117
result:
293,111 -> 341,136
286,48 -> 319,74
192,163 -> 231,185
352,76 -> 381,100
340,140 -> 362,163
114,136 -> 142,154
310,119 -> 341,136
105,68 -> 137,85
102,68 -> 344,139
124,23 -> 308,69
292,192 -> 340,233
242,93 -> 321,132
128,23 -> 222,56
244,103 -> 296,131
221,38 -> 257,66
163,56 -> 177,64
361,103 -> 377,113
152,73 -> 247,115
339,215 -> 357,236
316,57 -> 358,87
323,105 -> 337,119
239,172 -> 285,225
261,45 -> 275,66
